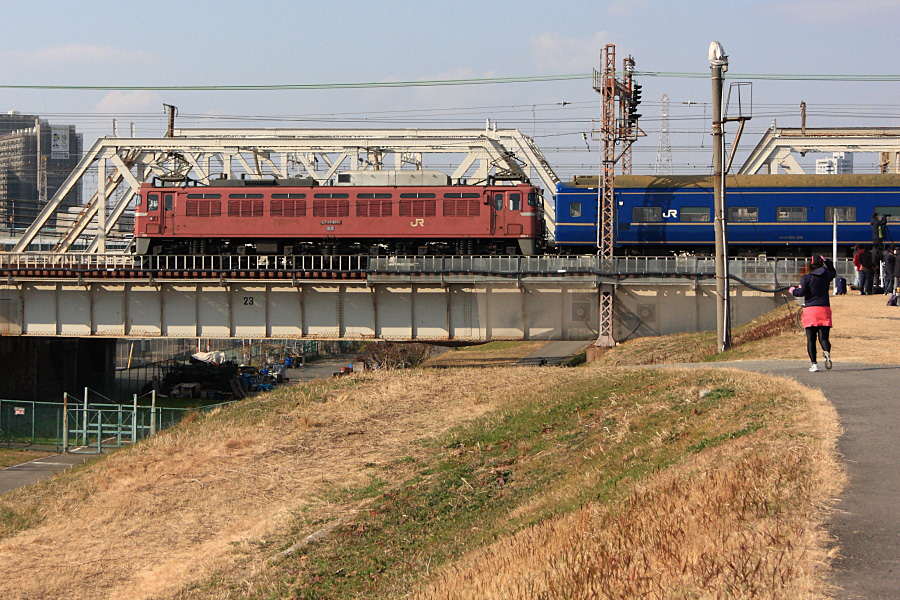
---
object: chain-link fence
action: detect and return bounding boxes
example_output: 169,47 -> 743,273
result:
0,395 -> 233,453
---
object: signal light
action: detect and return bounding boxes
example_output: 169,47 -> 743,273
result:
627,83 -> 643,125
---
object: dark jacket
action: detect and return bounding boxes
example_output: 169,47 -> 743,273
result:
859,248 -> 874,270
872,214 -> 888,242
791,259 -> 836,308
886,252 -> 896,277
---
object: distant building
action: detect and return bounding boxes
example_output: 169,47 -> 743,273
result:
0,111 -> 82,233
815,151 -> 853,174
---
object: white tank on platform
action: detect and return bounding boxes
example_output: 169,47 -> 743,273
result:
335,170 -> 451,186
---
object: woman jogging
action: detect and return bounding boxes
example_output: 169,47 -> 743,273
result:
790,255 -> 837,372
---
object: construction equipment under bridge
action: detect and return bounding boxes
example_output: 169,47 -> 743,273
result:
0,255 -> 846,343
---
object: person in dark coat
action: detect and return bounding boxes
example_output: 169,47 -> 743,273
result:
884,247 -> 897,295
894,246 -> 900,293
857,245 -> 874,295
790,255 -> 837,372
872,212 -> 888,250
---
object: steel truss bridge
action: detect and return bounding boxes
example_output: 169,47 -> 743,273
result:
12,127 -> 561,255
0,254 -> 843,343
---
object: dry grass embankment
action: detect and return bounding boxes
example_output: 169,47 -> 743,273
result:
0,356 -> 841,599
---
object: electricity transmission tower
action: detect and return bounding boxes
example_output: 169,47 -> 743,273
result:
655,94 -> 673,175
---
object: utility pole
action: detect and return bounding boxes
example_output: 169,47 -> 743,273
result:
163,104 -> 178,137
593,44 -> 643,346
710,41 -> 731,352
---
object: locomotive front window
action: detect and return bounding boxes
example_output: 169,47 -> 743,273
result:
569,202 -> 581,218
494,194 -> 504,211
727,206 -> 758,222
135,194 -> 142,208
776,206 -> 807,222
825,206 -> 856,222
874,206 -> 900,221
528,192 -> 538,207
147,193 -> 159,211
632,207 -> 662,222
681,206 -> 710,222
509,193 -> 521,211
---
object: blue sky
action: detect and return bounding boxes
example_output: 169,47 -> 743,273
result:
2,0 -> 899,177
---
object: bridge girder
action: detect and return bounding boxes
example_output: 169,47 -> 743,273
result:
13,128 -> 560,253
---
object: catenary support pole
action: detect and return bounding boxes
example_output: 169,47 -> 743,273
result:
710,42 -> 732,352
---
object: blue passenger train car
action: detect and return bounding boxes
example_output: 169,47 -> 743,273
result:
554,174 -> 900,255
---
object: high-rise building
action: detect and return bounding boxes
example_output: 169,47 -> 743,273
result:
0,111 -> 82,232
815,151 -> 853,174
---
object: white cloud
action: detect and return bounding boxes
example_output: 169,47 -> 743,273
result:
775,0 -> 900,22
1,44 -> 155,67
530,32 -> 608,73
93,91 -> 163,113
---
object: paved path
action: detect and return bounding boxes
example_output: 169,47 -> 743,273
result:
0,452 -> 91,496
677,359 -> 900,600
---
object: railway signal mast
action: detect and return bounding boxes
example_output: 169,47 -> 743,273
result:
593,44 -> 644,346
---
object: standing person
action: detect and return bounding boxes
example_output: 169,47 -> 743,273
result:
853,244 -> 864,290
884,246 -> 897,295
872,212 -> 888,250
894,246 -> 900,293
790,255 -> 837,372
858,244 -> 874,295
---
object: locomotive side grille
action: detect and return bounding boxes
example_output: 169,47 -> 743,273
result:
399,199 -> 436,217
313,199 -> 350,217
356,199 -> 392,217
228,200 -> 264,217
442,199 -> 480,217
186,200 -> 222,218
271,199 -> 307,217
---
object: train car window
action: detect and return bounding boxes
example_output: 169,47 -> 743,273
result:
874,206 -> 900,221
825,206 -> 856,222
399,193 -> 436,199
272,193 -> 307,199
271,199 -> 307,217
135,194 -> 142,208
187,193 -> 222,199
509,193 -> 521,211
632,207 -> 663,222
313,193 -> 350,199
569,202 -> 582,218
727,206 -> 758,222
228,200 -> 264,217
528,192 -> 539,207
494,194 -> 504,211
776,206 -> 807,222
164,194 -> 174,211
147,193 -> 159,211
313,199 -> 350,217
681,207 -> 710,222
228,193 -> 264,199
443,192 -> 480,199
358,193 -> 393,199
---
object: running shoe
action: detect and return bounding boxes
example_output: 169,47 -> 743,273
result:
824,351 -> 832,370
809,363 -> 819,372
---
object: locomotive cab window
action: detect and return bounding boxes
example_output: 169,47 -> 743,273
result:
776,206 -> 807,222
728,206 -> 758,222
874,206 -> 900,221
632,207 -> 662,223
569,202 -> 582,218
494,194 -> 504,211
147,193 -> 159,211
825,206 -> 856,222
135,194 -> 142,208
509,193 -> 521,211
165,194 -> 173,211
681,206 -> 710,222
528,192 -> 538,207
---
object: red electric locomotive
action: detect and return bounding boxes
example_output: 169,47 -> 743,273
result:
133,171 -> 543,256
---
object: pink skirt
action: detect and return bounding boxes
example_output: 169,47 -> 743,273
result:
802,305 -> 833,328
